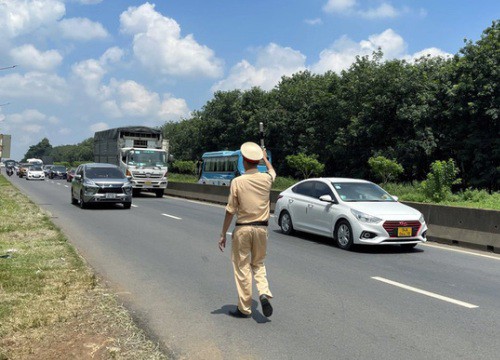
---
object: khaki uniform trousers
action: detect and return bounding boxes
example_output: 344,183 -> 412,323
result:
231,225 -> 273,315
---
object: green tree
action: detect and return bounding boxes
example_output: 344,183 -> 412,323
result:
23,137 -> 52,161
422,159 -> 461,202
368,156 -> 404,184
286,153 -> 325,179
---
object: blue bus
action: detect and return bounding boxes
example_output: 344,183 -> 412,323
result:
198,150 -> 272,186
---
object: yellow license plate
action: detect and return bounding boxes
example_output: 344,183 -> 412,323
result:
397,227 -> 412,237
145,181 -> 152,185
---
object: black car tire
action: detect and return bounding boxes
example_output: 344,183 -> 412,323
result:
155,189 -> 164,198
279,211 -> 294,235
123,202 -> 132,209
79,191 -> 87,209
335,220 -> 354,250
71,189 -> 78,205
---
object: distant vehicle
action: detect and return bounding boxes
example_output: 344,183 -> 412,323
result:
4,160 -> 17,169
274,178 -> 428,251
17,163 -> 30,178
43,164 -> 54,176
71,163 -> 133,209
66,168 -> 76,182
27,158 -> 43,166
26,165 -> 45,181
94,126 -> 171,198
48,165 -> 67,179
198,150 -> 272,186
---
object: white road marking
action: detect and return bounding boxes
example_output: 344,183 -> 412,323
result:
64,185 -> 69,188
227,232 -> 232,236
372,276 -> 478,309
162,213 -> 182,220
422,242 -> 500,261
57,183 -> 61,186
131,204 -> 138,208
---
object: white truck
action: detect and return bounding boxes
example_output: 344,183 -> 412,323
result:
94,126 -> 170,198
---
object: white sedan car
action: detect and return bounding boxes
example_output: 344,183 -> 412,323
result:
26,165 -> 45,181
274,178 -> 427,250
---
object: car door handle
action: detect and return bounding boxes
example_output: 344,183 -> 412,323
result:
307,204 -> 313,208
288,199 -> 294,203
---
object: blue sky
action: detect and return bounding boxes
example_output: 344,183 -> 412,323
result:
0,0 -> 498,160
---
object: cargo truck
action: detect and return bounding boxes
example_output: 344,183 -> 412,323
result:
94,126 -> 170,197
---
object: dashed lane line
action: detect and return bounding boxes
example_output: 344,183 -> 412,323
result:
131,204 -> 138,208
162,213 -> 182,220
372,276 -> 478,309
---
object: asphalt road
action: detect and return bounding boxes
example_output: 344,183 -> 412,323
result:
6,174 -> 500,360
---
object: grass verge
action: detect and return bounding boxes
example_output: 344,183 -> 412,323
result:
0,175 -> 168,360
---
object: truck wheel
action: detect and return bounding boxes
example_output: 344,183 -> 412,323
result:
132,189 -> 141,197
155,189 -> 164,198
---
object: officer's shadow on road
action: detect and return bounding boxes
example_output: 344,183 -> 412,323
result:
211,300 -> 271,324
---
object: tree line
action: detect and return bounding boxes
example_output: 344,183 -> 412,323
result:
162,21 -> 499,190
23,21 -> 498,190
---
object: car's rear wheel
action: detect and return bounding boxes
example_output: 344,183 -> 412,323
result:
279,211 -> 294,235
335,220 -> 354,250
123,202 -> 132,209
79,191 -> 87,209
401,243 -> 417,250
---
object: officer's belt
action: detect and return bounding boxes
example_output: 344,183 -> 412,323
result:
235,221 -> 268,227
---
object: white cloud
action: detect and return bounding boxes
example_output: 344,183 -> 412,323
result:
120,2 -> 223,78
212,43 -> 306,92
405,47 -> 452,62
22,124 -> 43,133
159,94 -> 191,122
9,109 -> 47,123
59,17 -> 109,41
323,0 -> 412,19
304,18 -> 323,26
323,0 -> 356,13
359,3 -> 402,19
0,0 -> 65,39
311,29 -> 406,73
0,72 -> 69,103
9,44 -> 63,71
90,122 -> 109,133
78,0 -> 103,4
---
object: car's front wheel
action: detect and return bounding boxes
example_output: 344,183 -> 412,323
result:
123,202 -> 132,209
71,188 -> 78,205
79,191 -> 87,209
335,220 -> 354,250
279,211 -> 294,235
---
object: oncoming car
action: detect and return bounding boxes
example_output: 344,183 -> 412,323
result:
274,178 -> 427,250
71,163 -> 133,209
26,165 -> 45,180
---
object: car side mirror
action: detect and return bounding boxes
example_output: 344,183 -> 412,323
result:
75,174 -> 82,180
168,154 -> 174,162
319,194 -> 335,203
391,195 -> 399,201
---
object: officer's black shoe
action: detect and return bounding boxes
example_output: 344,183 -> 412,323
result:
229,307 -> 251,318
260,295 -> 273,317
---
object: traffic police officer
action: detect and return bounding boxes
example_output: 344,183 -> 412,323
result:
219,142 -> 275,318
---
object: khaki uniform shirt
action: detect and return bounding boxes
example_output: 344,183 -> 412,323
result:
225,168 -> 276,223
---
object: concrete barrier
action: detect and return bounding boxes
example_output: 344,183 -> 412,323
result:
165,182 -> 500,253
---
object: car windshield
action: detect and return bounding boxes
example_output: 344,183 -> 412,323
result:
331,182 -> 395,202
86,167 -> 125,179
53,166 -> 66,171
127,150 -> 166,167
30,166 -> 43,171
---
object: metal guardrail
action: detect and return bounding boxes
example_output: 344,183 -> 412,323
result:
165,182 -> 500,253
